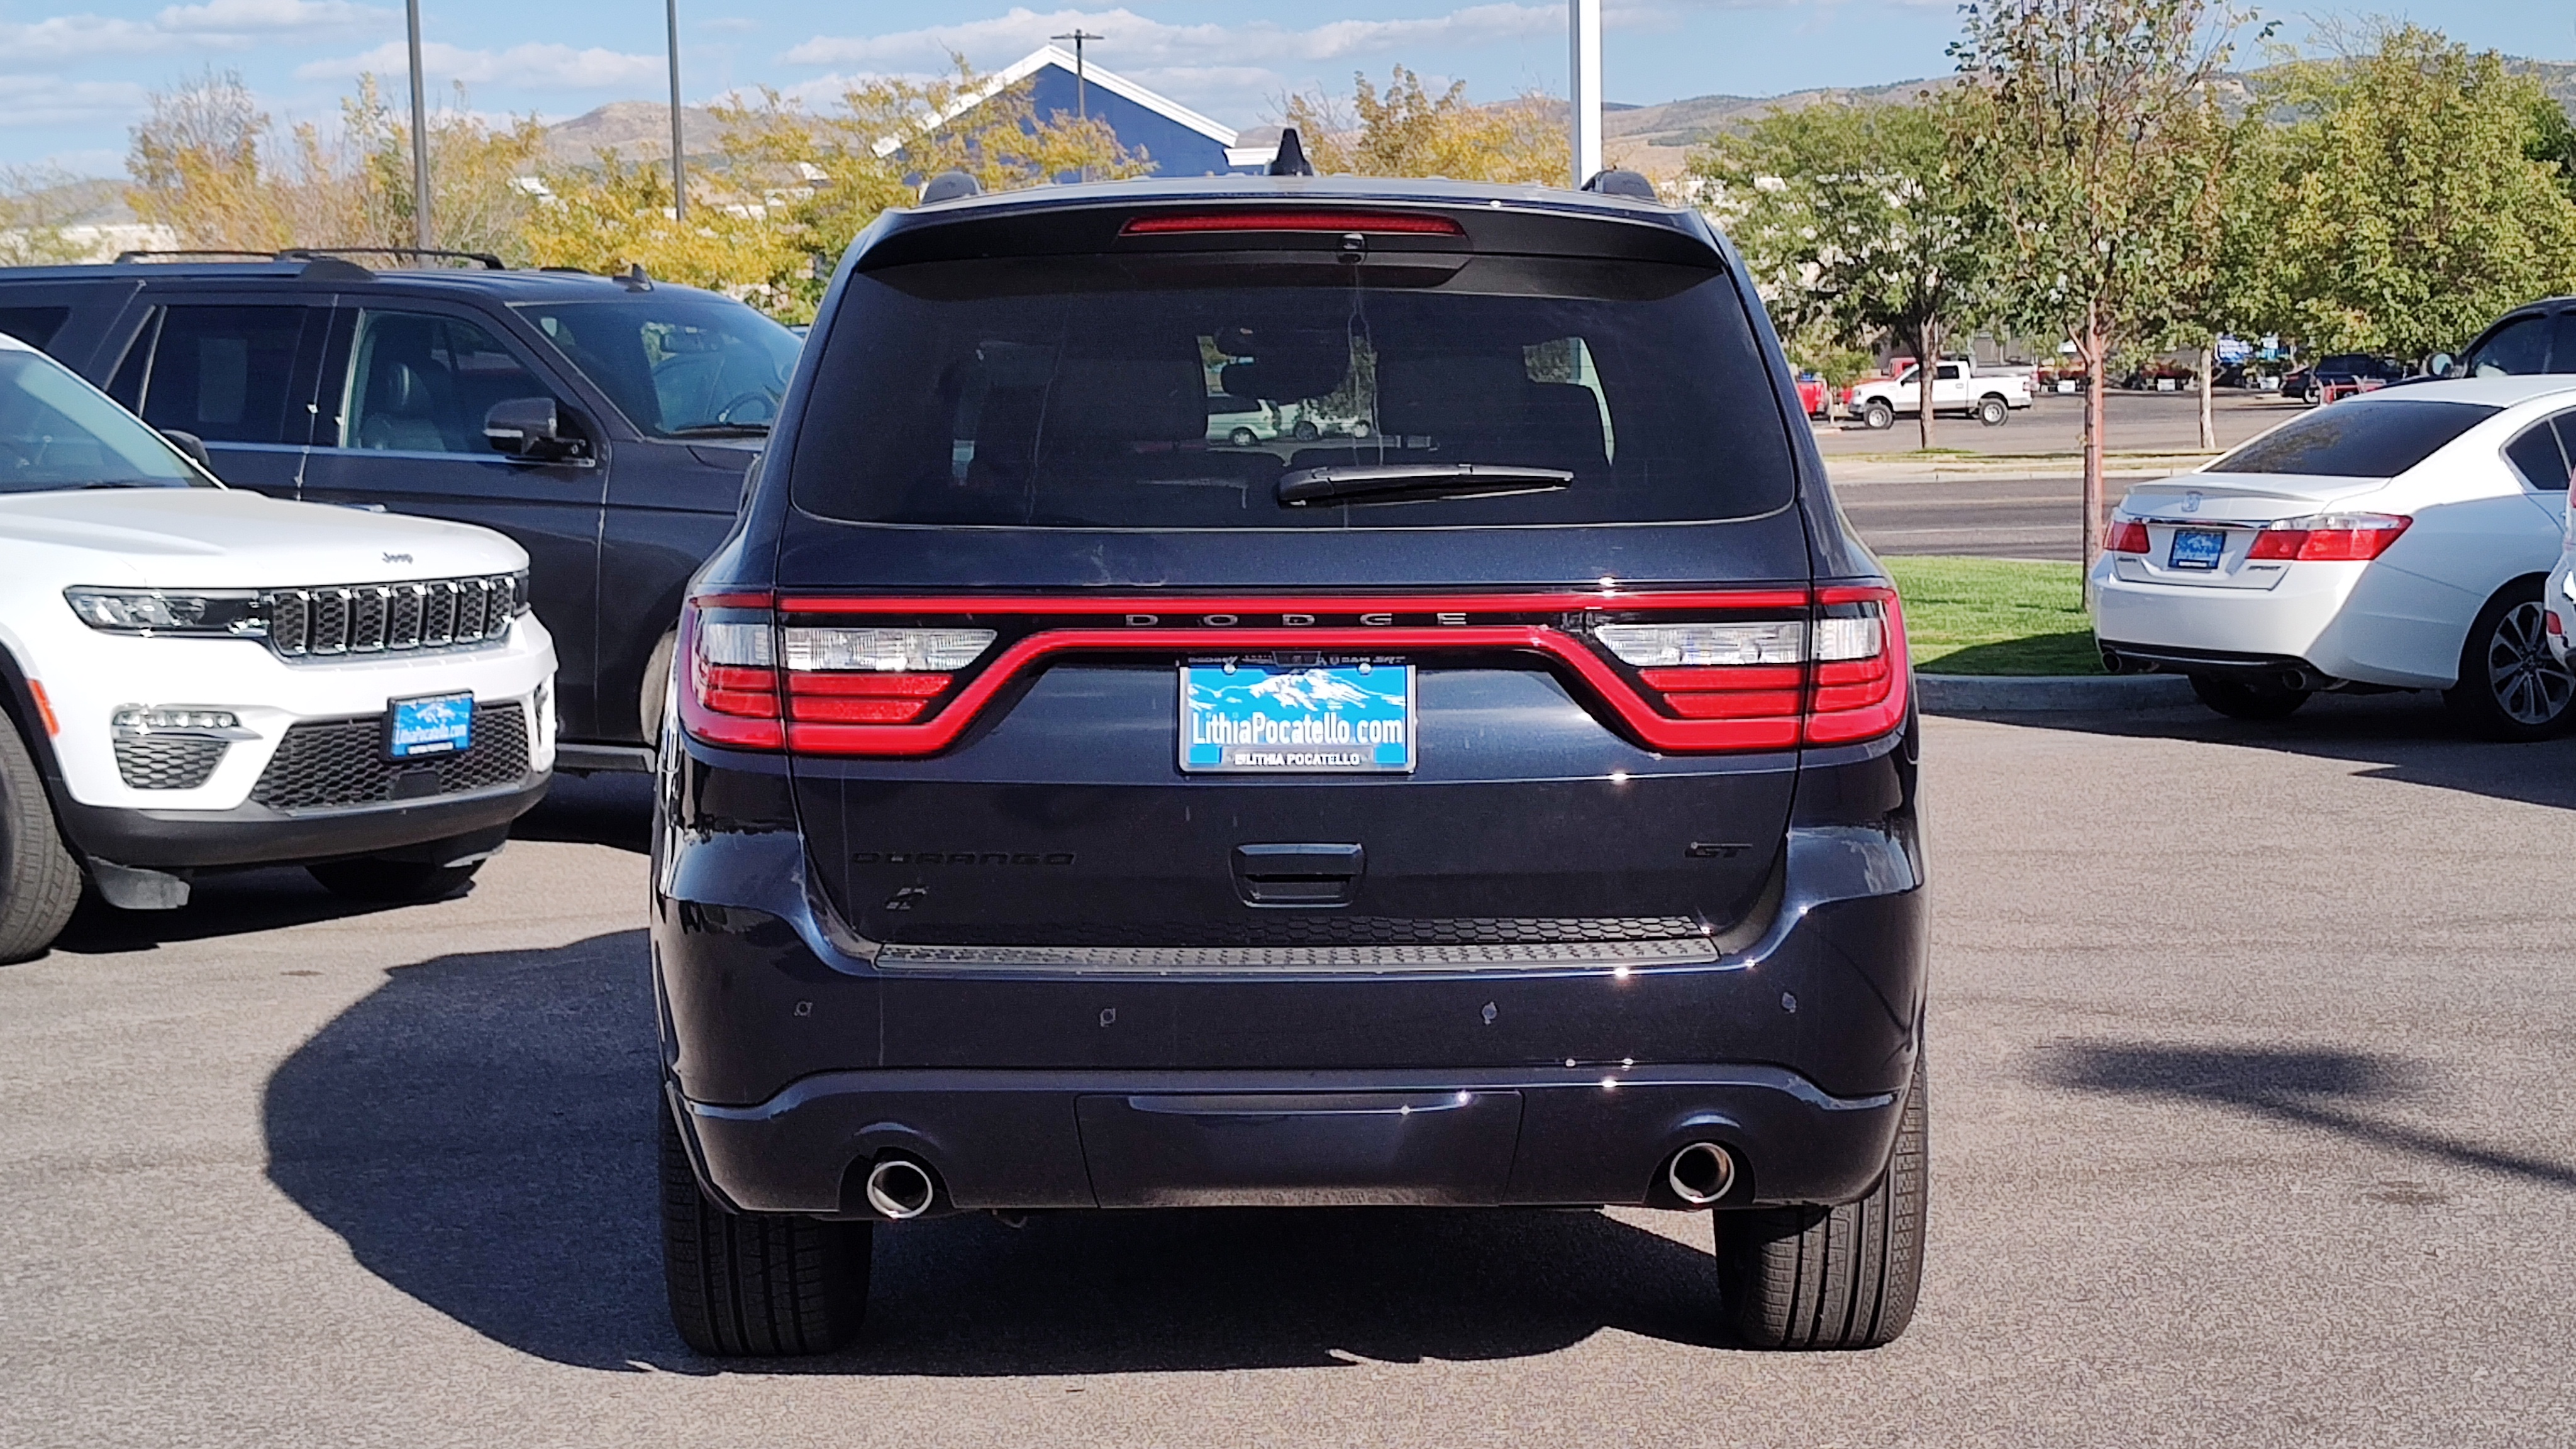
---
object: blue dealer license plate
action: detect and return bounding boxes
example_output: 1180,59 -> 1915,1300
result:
386,692 -> 474,760
1180,661 -> 1414,774
2169,528 -> 2227,570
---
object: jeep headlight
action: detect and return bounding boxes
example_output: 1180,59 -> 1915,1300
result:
64,587 -> 265,636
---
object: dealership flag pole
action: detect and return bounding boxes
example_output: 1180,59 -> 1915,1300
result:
404,0 -> 432,249
1568,0 -> 1602,186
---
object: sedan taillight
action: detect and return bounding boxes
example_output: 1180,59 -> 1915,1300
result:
2104,518 -> 2151,553
2245,513 -> 2411,561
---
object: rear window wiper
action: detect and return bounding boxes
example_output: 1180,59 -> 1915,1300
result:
1276,462 -> 1574,507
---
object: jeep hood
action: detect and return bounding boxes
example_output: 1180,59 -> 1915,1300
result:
0,487 -> 526,588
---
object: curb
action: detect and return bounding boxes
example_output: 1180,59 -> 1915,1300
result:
1917,672 -> 2194,714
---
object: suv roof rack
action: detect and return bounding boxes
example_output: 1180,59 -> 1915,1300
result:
277,247 -> 507,270
112,248 -> 277,264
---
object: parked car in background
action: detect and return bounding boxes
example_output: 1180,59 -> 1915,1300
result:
2431,297 -> 2576,381
1846,358 -> 2031,429
2283,353 -> 2404,404
2092,377 -> 2576,737
1206,391 -> 1283,447
0,250 -> 801,774
1795,370 -> 1828,419
653,172 -> 1928,1357
0,331 -> 554,963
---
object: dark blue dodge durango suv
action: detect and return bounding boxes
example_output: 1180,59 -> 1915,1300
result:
652,171 -> 1929,1354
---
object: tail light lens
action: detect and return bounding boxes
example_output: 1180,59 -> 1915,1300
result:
2104,518 -> 2151,553
681,602 -> 997,745
2245,513 -> 2411,561
1595,591 -> 1904,747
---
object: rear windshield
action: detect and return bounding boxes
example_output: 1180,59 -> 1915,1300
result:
2212,399 -> 2498,478
789,255 -> 1796,528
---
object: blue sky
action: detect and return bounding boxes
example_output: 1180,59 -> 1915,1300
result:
5,0 -> 2570,174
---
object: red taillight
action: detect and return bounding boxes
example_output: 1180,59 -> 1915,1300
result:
1120,210 -> 1465,236
1802,589 -> 1907,745
2104,518 -> 2151,553
786,672 -> 950,724
2245,513 -> 2411,561
678,601 -> 783,749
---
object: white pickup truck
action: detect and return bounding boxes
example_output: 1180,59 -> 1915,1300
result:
1847,359 -> 2034,429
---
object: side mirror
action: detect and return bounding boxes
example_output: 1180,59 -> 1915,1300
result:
2424,352 -> 2455,380
484,397 -> 589,463
159,428 -> 216,475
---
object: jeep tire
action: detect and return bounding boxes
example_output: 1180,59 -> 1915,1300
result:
1,719 -> 80,963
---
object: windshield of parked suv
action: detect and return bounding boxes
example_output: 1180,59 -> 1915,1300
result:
790,255 -> 1797,528
514,294 -> 802,438
0,348 -> 201,494
2212,398 -> 2498,478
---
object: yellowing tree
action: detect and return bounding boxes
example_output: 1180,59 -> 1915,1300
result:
518,153 -> 807,309
1285,67 -> 1562,184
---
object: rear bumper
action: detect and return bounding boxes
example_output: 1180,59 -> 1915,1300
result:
679,1062 -> 1905,1215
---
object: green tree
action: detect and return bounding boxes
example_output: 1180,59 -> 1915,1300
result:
0,170 -> 90,266
2253,28 -> 2576,358
1693,97 -> 1996,449
1950,0 -> 2255,562
1283,66 -> 1562,185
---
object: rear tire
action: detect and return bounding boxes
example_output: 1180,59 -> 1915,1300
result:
660,1096 -> 870,1356
1861,399 -> 1895,431
2189,673 -> 2310,720
1292,419 -> 1320,441
1228,426 -> 1257,447
1717,1052 -> 1927,1350
1,719 -> 80,964
2444,579 -> 2576,741
306,857 -> 482,903
1976,396 -> 2009,426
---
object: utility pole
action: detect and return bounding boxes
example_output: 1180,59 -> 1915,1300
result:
404,0 -> 432,248
666,0 -> 687,219
1051,29 -> 1103,121
1568,0 -> 1602,187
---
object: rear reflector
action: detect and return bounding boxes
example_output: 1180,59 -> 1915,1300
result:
1120,211 -> 1465,236
2245,513 -> 2411,562
2104,518 -> 2151,553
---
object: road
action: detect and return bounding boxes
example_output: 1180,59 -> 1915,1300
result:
1824,390 -> 2315,562
5,696 -> 2573,1447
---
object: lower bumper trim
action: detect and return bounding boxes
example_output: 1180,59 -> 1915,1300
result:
58,774 -> 551,870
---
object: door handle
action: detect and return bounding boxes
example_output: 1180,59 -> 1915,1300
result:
1232,843 -> 1363,906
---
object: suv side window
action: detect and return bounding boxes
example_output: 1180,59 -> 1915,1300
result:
2554,311 -> 2576,374
126,305 -> 312,445
2504,412 -> 2575,492
2467,314 -> 2551,377
0,307 -> 70,351
339,308 -> 559,453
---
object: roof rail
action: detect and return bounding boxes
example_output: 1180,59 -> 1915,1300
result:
277,247 -> 507,270
112,248 -> 277,264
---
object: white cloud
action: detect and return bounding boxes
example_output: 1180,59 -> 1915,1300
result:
782,5 -> 1560,70
299,40 -> 666,89
0,74 -> 151,125
0,0 -> 388,67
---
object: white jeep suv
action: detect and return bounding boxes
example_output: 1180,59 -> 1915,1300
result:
0,331 -> 555,962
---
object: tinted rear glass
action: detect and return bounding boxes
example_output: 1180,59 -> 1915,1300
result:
2212,399 -> 2497,477
0,306 -> 70,352
789,255 -> 1795,528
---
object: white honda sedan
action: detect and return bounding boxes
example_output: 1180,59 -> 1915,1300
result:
2091,377 -> 2576,737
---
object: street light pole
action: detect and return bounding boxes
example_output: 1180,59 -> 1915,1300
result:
666,0 -> 686,219
1568,0 -> 1601,187
1050,29 -> 1103,121
404,0 -> 432,249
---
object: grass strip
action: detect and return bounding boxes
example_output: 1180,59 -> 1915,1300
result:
1883,555 -> 2104,675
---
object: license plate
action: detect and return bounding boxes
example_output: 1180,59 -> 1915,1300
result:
2169,529 -> 2227,570
1180,660 -> 1414,773
386,691 -> 474,759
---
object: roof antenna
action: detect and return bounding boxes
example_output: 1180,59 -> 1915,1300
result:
1268,127 -> 1315,177
619,262 -> 653,292
919,170 -> 982,204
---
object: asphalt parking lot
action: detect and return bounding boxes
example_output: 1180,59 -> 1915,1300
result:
5,697 -> 2574,1448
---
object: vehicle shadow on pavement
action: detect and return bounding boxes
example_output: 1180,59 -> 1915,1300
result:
511,771 -> 654,853
2038,1042 -> 2576,1192
46,867 -> 399,955
262,930 -> 1738,1375
1966,691 -> 2576,812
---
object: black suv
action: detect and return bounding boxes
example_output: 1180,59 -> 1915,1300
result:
653,176 -> 1929,1355
0,253 -> 802,770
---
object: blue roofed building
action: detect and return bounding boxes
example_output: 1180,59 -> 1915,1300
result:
897,46 -> 1277,178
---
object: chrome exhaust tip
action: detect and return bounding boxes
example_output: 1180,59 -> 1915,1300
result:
1665,1141 -> 1736,1206
863,1157 -> 936,1219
